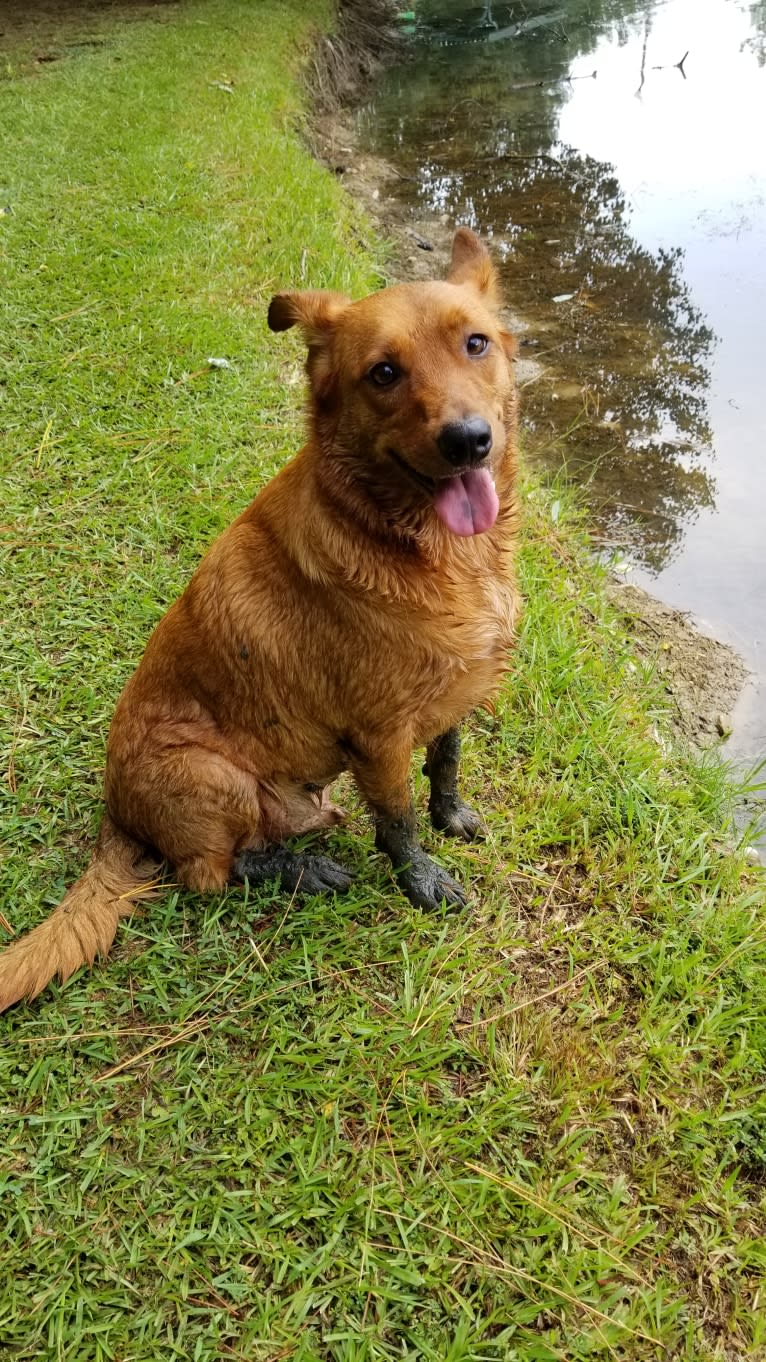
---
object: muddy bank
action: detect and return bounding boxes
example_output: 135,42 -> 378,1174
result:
304,0 -> 401,116
606,583 -> 747,747
310,99 -> 748,751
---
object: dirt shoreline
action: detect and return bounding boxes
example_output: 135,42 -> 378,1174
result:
309,78 -> 749,752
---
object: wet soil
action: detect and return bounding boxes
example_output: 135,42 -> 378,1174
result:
606,582 -> 747,747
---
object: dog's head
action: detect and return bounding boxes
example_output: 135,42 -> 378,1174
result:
268,229 -> 517,538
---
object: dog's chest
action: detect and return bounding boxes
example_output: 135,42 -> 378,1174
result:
402,571 -> 518,731
445,583 -> 514,669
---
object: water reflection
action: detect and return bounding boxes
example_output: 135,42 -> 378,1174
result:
741,1 -> 766,63
423,138 -> 717,568
358,0 -> 720,568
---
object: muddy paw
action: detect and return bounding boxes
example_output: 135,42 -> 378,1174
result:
292,855 -> 354,895
234,848 -> 354,896
429,796 -> 484,842
396,853 -> 467,911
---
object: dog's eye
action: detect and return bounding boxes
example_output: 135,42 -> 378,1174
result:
466,334 -> 489,356
368,361 -> 400,388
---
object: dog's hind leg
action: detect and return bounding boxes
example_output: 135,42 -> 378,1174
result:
425,727 -> 483,841
350,738 -> 467,911
232,846 -> 353,896
121,749 -> 354,899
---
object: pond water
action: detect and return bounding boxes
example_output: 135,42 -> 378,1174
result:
357,0 -> 766,778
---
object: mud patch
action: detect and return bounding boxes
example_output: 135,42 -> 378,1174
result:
607,582 -> 748,747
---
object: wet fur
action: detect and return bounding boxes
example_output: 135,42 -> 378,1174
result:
0,229 -> 521,1011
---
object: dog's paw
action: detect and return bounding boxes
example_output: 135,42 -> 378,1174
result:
429,797 -> 484,842
234,848 -> 354,896
292,855 -> 355,895
396,853 -> 467,911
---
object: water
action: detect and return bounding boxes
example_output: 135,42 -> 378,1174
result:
357,0 -> 766,773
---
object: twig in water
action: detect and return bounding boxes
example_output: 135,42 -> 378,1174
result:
509,68 -> 596,91
471,152 -> 576,177
652,50 -> 689,78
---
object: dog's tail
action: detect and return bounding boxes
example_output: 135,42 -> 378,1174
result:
0,813 -> 162,1013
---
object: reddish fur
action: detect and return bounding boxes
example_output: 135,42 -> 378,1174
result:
0,229 -> 521,1011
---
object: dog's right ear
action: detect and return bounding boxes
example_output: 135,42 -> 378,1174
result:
267,290 -> 351,345
268,290 -> 351,411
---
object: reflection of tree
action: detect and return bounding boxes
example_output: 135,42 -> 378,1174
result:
742,1 -> 766,63
492,150 -> 716,570
361,0 -> 717,571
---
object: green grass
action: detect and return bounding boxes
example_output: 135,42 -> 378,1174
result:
1,4 -> 765,1359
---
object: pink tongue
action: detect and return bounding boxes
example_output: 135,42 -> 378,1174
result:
433,467 -> 499,536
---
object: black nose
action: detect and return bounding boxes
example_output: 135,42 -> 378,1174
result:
437,418 -> 493,467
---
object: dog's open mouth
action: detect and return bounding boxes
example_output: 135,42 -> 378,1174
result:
388,449 -> 499,538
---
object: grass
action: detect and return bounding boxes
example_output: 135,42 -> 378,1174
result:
1,3 -> 765,1359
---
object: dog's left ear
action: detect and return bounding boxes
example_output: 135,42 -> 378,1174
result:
447,228 -> 499,305
267,289 -> 351,345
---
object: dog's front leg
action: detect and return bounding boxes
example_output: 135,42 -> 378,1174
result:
351,742 -> 466,911
425,726 -> 483,841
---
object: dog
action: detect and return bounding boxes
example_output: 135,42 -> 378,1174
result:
0,228 -> 520,1011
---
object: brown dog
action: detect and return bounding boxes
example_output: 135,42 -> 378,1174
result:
0,228 -> 520,1011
